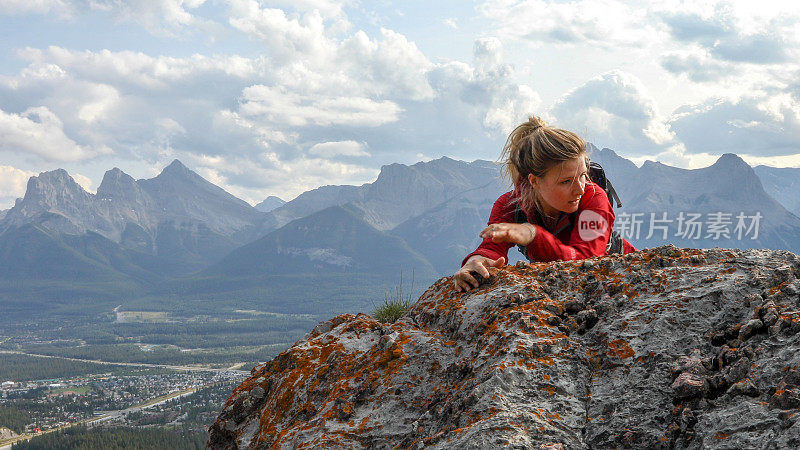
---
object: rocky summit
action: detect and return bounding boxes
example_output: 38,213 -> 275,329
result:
209,246 -> 800,449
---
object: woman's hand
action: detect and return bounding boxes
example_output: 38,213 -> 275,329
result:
479,222 -> 537,245
454,255 -> 506,293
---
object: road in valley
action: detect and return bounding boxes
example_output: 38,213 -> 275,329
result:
0,350 -> 250,374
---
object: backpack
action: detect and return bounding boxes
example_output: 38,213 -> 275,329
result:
513,161 -> 624,259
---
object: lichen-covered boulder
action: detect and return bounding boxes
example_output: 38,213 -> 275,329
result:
209,245 -> 800,449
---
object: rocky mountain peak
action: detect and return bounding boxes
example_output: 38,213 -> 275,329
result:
712,153 -> 750,170
162,158 -> 190,174
254,195 -> 286,213
96,167 -> 140,200
0,168 -> 98,234
413,156 -> 460,169
373,162 -> 408,181
640,159 -> 679,171
151,159 -> 203,185
1,159 -> 261,244
22,169 -> 90,204
594,146 -> 621,161
700,153 -> 764,197
210,246 -> 800,448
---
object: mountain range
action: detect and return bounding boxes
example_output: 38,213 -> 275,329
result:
590,148 -> 800,251
1,149 -> 798,322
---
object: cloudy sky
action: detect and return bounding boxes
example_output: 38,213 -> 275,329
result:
1,0 -> 799,208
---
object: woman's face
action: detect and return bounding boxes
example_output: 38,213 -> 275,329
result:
528,157 -> 588,215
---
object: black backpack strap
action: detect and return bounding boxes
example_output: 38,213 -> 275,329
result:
588,161 -> 622,208
513,203 -> 531,261
606,180 -> 623,208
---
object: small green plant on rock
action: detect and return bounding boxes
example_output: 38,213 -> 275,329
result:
372,271 -> 415,324
372,299 -> 412,324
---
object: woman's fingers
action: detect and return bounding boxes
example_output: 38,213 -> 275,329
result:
455,278 -> 474,292
475,264 -> 490,279
455,279 -> 471,292
479,224 -> 499,239
481,223 -> 530,245
480,224 -> 506,241
455,255 -> 508,293
463,271 -> 479,288
489,256 -> 506,267
454,270 -> 478,292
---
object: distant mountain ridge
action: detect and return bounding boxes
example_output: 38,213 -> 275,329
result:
0,160 -> 266,277
3,160 -> 262,241
264,157 -> 503,232
589,149 -> 800,252
207,204 -> 437,278
1,151 -> 799,324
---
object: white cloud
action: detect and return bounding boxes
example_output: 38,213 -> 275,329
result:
227,0 -> 434,101
661,50 -> 737,83
443,18 -> 457,29
90,0 -> 204,27
211,109 -> 292,150
0,165 -> 36,208
0,106 -> 108,161
339,28 -> 434,101
624,148 -> 800,171
0,0 -> 70,16
2,47 -> 276,163
238,85 -> 402,127
550,71 -> 679,155
228,0 -> 333,63
264,154 -> 379,201
76,83 -> 120,123
484,84 -> 541,134
178,151 -> 379,205
425,38 -> 541,136
625,148 -> 720,170
739,153 -> 800,168
669,94 -> 800,156
478,0 -> 654,47
0,7 -> 547,202
1,0 -> 217,36
72,172 -> 94,193
309,141 -> 369,157
473,37 -> 503,73
656,1 -> 800,65
86,0 -> 218,37
16,47 -> 261,90
266,0 -> 344,19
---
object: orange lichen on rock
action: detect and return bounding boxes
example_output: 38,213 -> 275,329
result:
209,246 -> 800,449
606,339 -> 635,360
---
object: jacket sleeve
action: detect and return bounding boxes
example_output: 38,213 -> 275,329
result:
461,192 -> 516,267
525,183 -> 615,262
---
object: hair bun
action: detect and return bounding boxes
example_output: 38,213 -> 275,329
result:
527,115 -> 547,130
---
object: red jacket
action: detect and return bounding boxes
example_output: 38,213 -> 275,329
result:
462,181 -> 637,265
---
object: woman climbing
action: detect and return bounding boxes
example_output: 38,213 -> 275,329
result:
454,116 -> 637,292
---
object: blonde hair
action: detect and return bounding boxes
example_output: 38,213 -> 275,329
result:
500,115 -> 588,218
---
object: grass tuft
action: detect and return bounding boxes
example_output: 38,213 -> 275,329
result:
372,299 -> 413,324
371,271 -> 415,324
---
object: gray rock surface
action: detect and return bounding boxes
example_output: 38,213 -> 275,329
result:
209,245 -> 800,449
